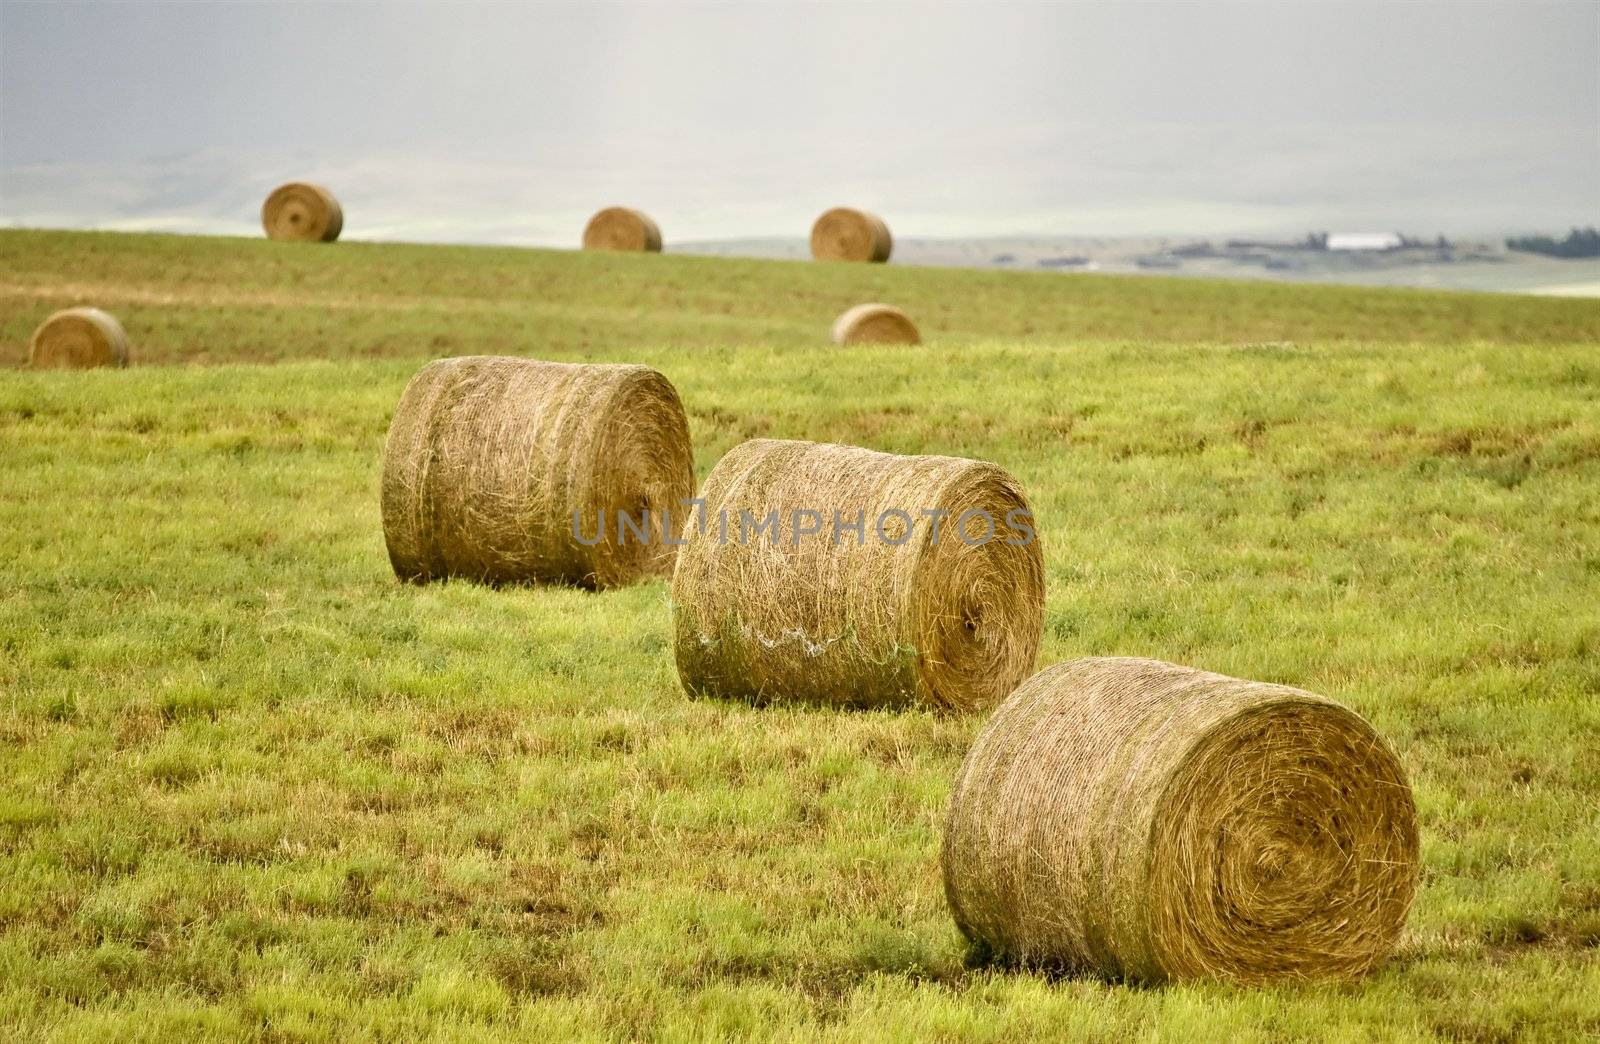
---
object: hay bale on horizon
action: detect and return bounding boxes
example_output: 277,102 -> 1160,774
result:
29,308 -> 129,369
582,207 -> 662,252
943,656 -> 1420,985
262,182 -> 343,242
671,438 -> 1044,711
810,207 -> 892,262
832,303 -> 920,346
381,356 -> 694,589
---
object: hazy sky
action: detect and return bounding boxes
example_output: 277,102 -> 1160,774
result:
1,1 -> 1595,244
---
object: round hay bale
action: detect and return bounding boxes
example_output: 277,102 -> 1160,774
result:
28,307 -> 129,369
671,438 -> 1044,711
261,182 -> 344,242
943,656 -> 1420,985
832,303 -> 920,346
810,207 -> 892,262
582,207 -> 662,252
381,356 -> 694,589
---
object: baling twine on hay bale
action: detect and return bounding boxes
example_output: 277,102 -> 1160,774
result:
582,207 -> 663,252
29,308 -> 129,369
810,207 -> 892,262
943,656 -> 1420,985
671,438 -> 1044,711
832,303 -> 920,346
261,182 -> 344,243
381,356 -> 694,589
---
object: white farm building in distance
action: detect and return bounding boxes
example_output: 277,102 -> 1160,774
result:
1327,232 -> 1405,252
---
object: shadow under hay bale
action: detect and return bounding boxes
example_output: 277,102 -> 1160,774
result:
582,207 -> 663,252
261,182 -> 343,243
810,207 -> 892,262
671,438 -> 1044,711
381,356 -> 694,589
943,656 -> 1420,985
832,303 -> 920,346
29,308 -> 129,369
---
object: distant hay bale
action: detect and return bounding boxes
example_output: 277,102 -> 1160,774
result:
671,438 -> 1044,711
29,308 -> 129,369
261,182 -> 344,242
381,356 -> 694,589
582,207 -> 663,252
832,303 -> 920,346
943,657 -> 1420,985
810,207 -> 892,262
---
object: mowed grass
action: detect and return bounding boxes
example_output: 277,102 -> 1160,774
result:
5,229 -> 1600,367
1,231 -> 1599,1040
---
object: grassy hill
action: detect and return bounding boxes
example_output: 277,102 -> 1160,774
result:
6,229 -> 1600,367
2,230 -> 1599,1040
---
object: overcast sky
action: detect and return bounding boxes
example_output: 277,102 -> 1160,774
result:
1,1 -> 1595,244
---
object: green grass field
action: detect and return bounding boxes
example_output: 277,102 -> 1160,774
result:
2,230 -> 1599,1041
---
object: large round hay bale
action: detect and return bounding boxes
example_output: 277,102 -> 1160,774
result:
381,356 -> 694,589
261,182 -> 344,242
943,657 -> 1420,985
582,207 -> 662,252
671,438 -> 1044,711
810,207 -> 892,262
29,308 -> 129,369
832,303 -> 920,346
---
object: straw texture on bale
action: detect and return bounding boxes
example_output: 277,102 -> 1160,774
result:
810,207 -> 892,262
832,303 -> 920,346
671,438 -> 1044,711
261,182 -> 343,242
381,356 -> 694,589
943,657 -> 1420,985
29,307 -> 129,369
582,207 -> 663,252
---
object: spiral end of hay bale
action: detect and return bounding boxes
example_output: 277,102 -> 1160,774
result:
810,208 -> 892,262
582,207 -> 663,252
28,308 -> 129,369
943,657 -> 1420,985
671,438 -> 1044,711
380,356 -> 694,589
832,303 -> 920,346
262,182 -> 343,242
